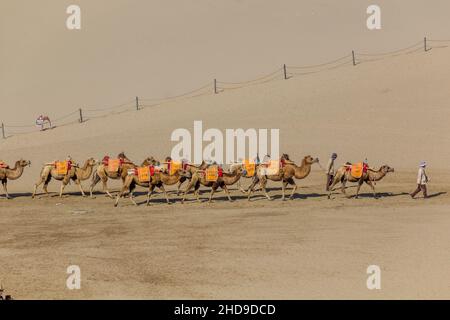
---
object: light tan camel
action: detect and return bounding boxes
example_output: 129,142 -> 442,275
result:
0,159 -> 31,199
32,158 -> 97,198
89,154 -> 157,198
328,164 -> 394,199
114,162 -> 185,207
181,164 -> 244,203
247,155 -> 319,201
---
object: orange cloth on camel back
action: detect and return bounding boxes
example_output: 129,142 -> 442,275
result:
349,162 -> 368,179
0,161 -> 9,169
56,161 -> 71,175
205,165 -> 219,182
107,159 -> 121,172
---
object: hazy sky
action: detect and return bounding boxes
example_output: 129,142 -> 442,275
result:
1,0 -> 450,124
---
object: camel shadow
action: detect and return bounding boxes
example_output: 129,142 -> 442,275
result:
351,192 -> 409,199
0,192 -> 33,199
272,192 -> 327,200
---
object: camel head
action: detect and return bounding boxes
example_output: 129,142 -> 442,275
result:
380,165 -> 394,173
142,157 -> 158,166
229,163 -> 245,175
303,155 -> 319,165
18,159 -> 31,167
117,152 -> 131,162
86,158 -> 97,166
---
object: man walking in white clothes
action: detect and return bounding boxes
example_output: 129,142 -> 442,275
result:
410,161 -> 429,199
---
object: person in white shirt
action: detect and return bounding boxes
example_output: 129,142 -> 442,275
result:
326,153 -> 337,191
410,161 -> 429,198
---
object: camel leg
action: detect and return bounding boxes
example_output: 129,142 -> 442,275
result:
247,176 -> 259,201
281,180 -> 288,201
59,181 -> 68,198
176,178 -> 186,196
102,178 -> 114,199
181,181 -> 195,204
366,180 -> 377,198
223,184 -> 233,202
114,189 -> 125,207
32,174 -> 49,199
146,185 -> 155,206
208,186 -> 218,203
75,179 -> 86,197
194,182 -> 202,203
129,190 -> 138,206
89,173 -> 101,198
354,178 -> 365,199
288,179 -> 297,200
260,179 -> 272,201
159,185 -> 170,204
43,182 -> 51,197
341,180 -> 351,198
1,180 -> 10,199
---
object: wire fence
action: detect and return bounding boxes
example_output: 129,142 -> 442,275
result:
1,37 -> 449,139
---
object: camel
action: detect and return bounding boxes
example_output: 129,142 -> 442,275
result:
247,155 -> 319,201
237,154 -> 292,193
114,160 -> 186,207
89,153 -> 157,198
181,164 -> 244,203
32,158 -> 97,198
0,159 -> 31,199
328,164 -> 395,199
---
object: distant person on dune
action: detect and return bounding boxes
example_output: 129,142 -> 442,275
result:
36,115 -> 52,131
410,161 -> 429,199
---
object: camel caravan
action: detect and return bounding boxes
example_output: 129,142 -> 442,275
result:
0,151 -> 398,205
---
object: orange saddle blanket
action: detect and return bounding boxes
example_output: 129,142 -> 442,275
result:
243,160 -> 256,177
205,166 -> 219,182
56,161 -> 70,175
350,163 -> 364,179
107,159 -> 121,173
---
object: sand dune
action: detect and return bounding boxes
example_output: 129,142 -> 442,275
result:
2,44 -> 450,191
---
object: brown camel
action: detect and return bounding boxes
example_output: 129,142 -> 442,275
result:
328,164 -> 395,199
32,158 -> 97,198
237,154 -> 292,193
0,159 -> 31,199
181,164 -> 244,203
247,155 -> 319,201
114,162 -> 186,207
89,154 -> 157,198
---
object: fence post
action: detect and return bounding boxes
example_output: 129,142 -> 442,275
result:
1,123 -> 5,139
352,50 -> 356,66
283,64 -> 287,80
136,96 -> 139,110
214,79 -> 217,94
79,108 -> 83,123
424,37 -> 427,52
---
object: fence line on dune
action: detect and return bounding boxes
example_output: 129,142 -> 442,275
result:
1,36 -> 449,139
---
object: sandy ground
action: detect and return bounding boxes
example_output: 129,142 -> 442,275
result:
0,170 -> 449,299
